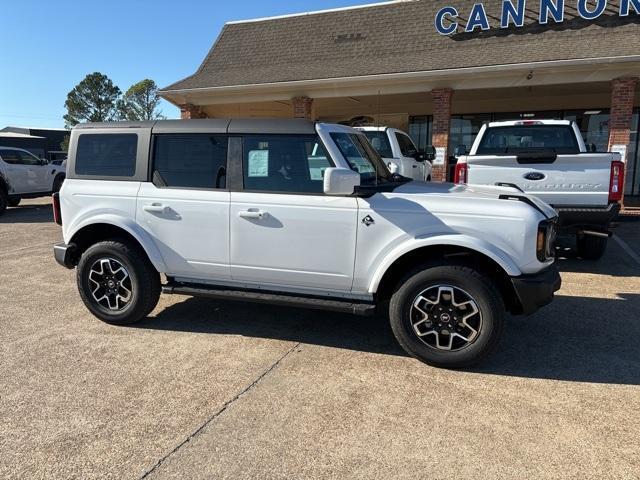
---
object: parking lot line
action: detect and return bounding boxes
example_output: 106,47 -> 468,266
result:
613,234 -> 640,267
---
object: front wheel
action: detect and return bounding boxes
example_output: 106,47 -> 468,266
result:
77,240 -> 160,325
576,234 -> 607,260
8,196 -> 21,207
389,265 -> 504,368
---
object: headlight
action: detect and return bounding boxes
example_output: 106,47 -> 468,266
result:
537,220 -> 557,261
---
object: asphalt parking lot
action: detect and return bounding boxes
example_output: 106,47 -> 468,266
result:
1,198 -> 639,479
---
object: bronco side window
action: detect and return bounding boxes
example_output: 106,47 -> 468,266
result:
75,134 -> 138,177
242,135 -> 332,194
152,134 -> 228,189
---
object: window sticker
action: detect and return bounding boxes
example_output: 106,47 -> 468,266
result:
248,150 -> 269,177
308,155 -> 329,180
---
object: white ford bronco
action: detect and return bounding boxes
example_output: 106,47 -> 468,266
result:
453,120 -> 625,260
0,147 -> 66,214
53,119 -> 561,368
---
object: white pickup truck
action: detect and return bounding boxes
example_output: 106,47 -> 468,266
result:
356,126 -> 434,181
453,120 -> 624,260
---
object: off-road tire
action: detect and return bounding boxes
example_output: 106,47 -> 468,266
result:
7,196 -> 21,207
77,240 -> 160,325
576,234 -> 607,260
389,264 -> 504,369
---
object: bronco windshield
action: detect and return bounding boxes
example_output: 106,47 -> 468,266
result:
330,132 -> 394,185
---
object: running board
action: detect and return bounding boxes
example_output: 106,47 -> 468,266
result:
162,283 -> 376,316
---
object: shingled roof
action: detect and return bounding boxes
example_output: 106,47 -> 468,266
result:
162,0 -> 640,92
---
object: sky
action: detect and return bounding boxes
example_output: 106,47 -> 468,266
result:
0,0 -> 386,129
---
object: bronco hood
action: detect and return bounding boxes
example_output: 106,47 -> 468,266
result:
390,181 -> 558,220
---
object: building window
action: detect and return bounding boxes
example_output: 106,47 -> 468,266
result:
564,110 -> 610,152
449,114 -> 491,154
408,116 -> 432,151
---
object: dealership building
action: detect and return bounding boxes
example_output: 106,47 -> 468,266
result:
160,0 -> 640,206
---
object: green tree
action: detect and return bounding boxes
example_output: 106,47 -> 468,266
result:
60,135 -> 70,152
64,72 -> 121,127
117,79 -> 164,121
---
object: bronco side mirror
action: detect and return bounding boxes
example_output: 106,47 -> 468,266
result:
323,167 -> 360,196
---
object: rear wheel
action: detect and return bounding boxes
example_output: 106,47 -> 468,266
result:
7,196 -> 21,207
576,234 -> 607,260
77,240 -> 160,325
389,264 -> 504,368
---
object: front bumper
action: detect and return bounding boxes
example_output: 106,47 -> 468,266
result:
54,242 -> 76,269
510,266 -> 562,316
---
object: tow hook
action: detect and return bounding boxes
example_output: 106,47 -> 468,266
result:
578,230 -> 612,239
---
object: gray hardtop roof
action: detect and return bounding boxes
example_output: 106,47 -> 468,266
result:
75,118 -> 318,135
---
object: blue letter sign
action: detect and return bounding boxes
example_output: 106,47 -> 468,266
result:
435,6 -> 459,35
577,0 -> 607,19
501,0 -> 526,27
466,3 -> 491,32
435,0 -> 637,35
539,0 -> 565,24
620,0 -> 640,15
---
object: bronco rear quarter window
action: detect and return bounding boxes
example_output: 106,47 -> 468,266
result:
75,134 -> 138,177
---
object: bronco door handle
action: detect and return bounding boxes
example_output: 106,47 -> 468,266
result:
143,203 -> 168,214
238,209 -> 266,219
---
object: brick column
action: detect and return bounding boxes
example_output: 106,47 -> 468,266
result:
608,77 -> 638,206
292,96 -> 313,119
180,103 -> 207,119
431,88 -> 453,182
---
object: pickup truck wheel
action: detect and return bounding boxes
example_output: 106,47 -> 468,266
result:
77,240 -> 160,325
7,196 -> 21,207
576,235 -> 607,260
389,265 -> 504,368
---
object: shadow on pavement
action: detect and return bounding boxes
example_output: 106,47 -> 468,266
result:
477,293 -> 640,385
138,297 -> 404,357
0,204 -> 54,224
554,233 -> 640,277
135,291 -> 640,385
